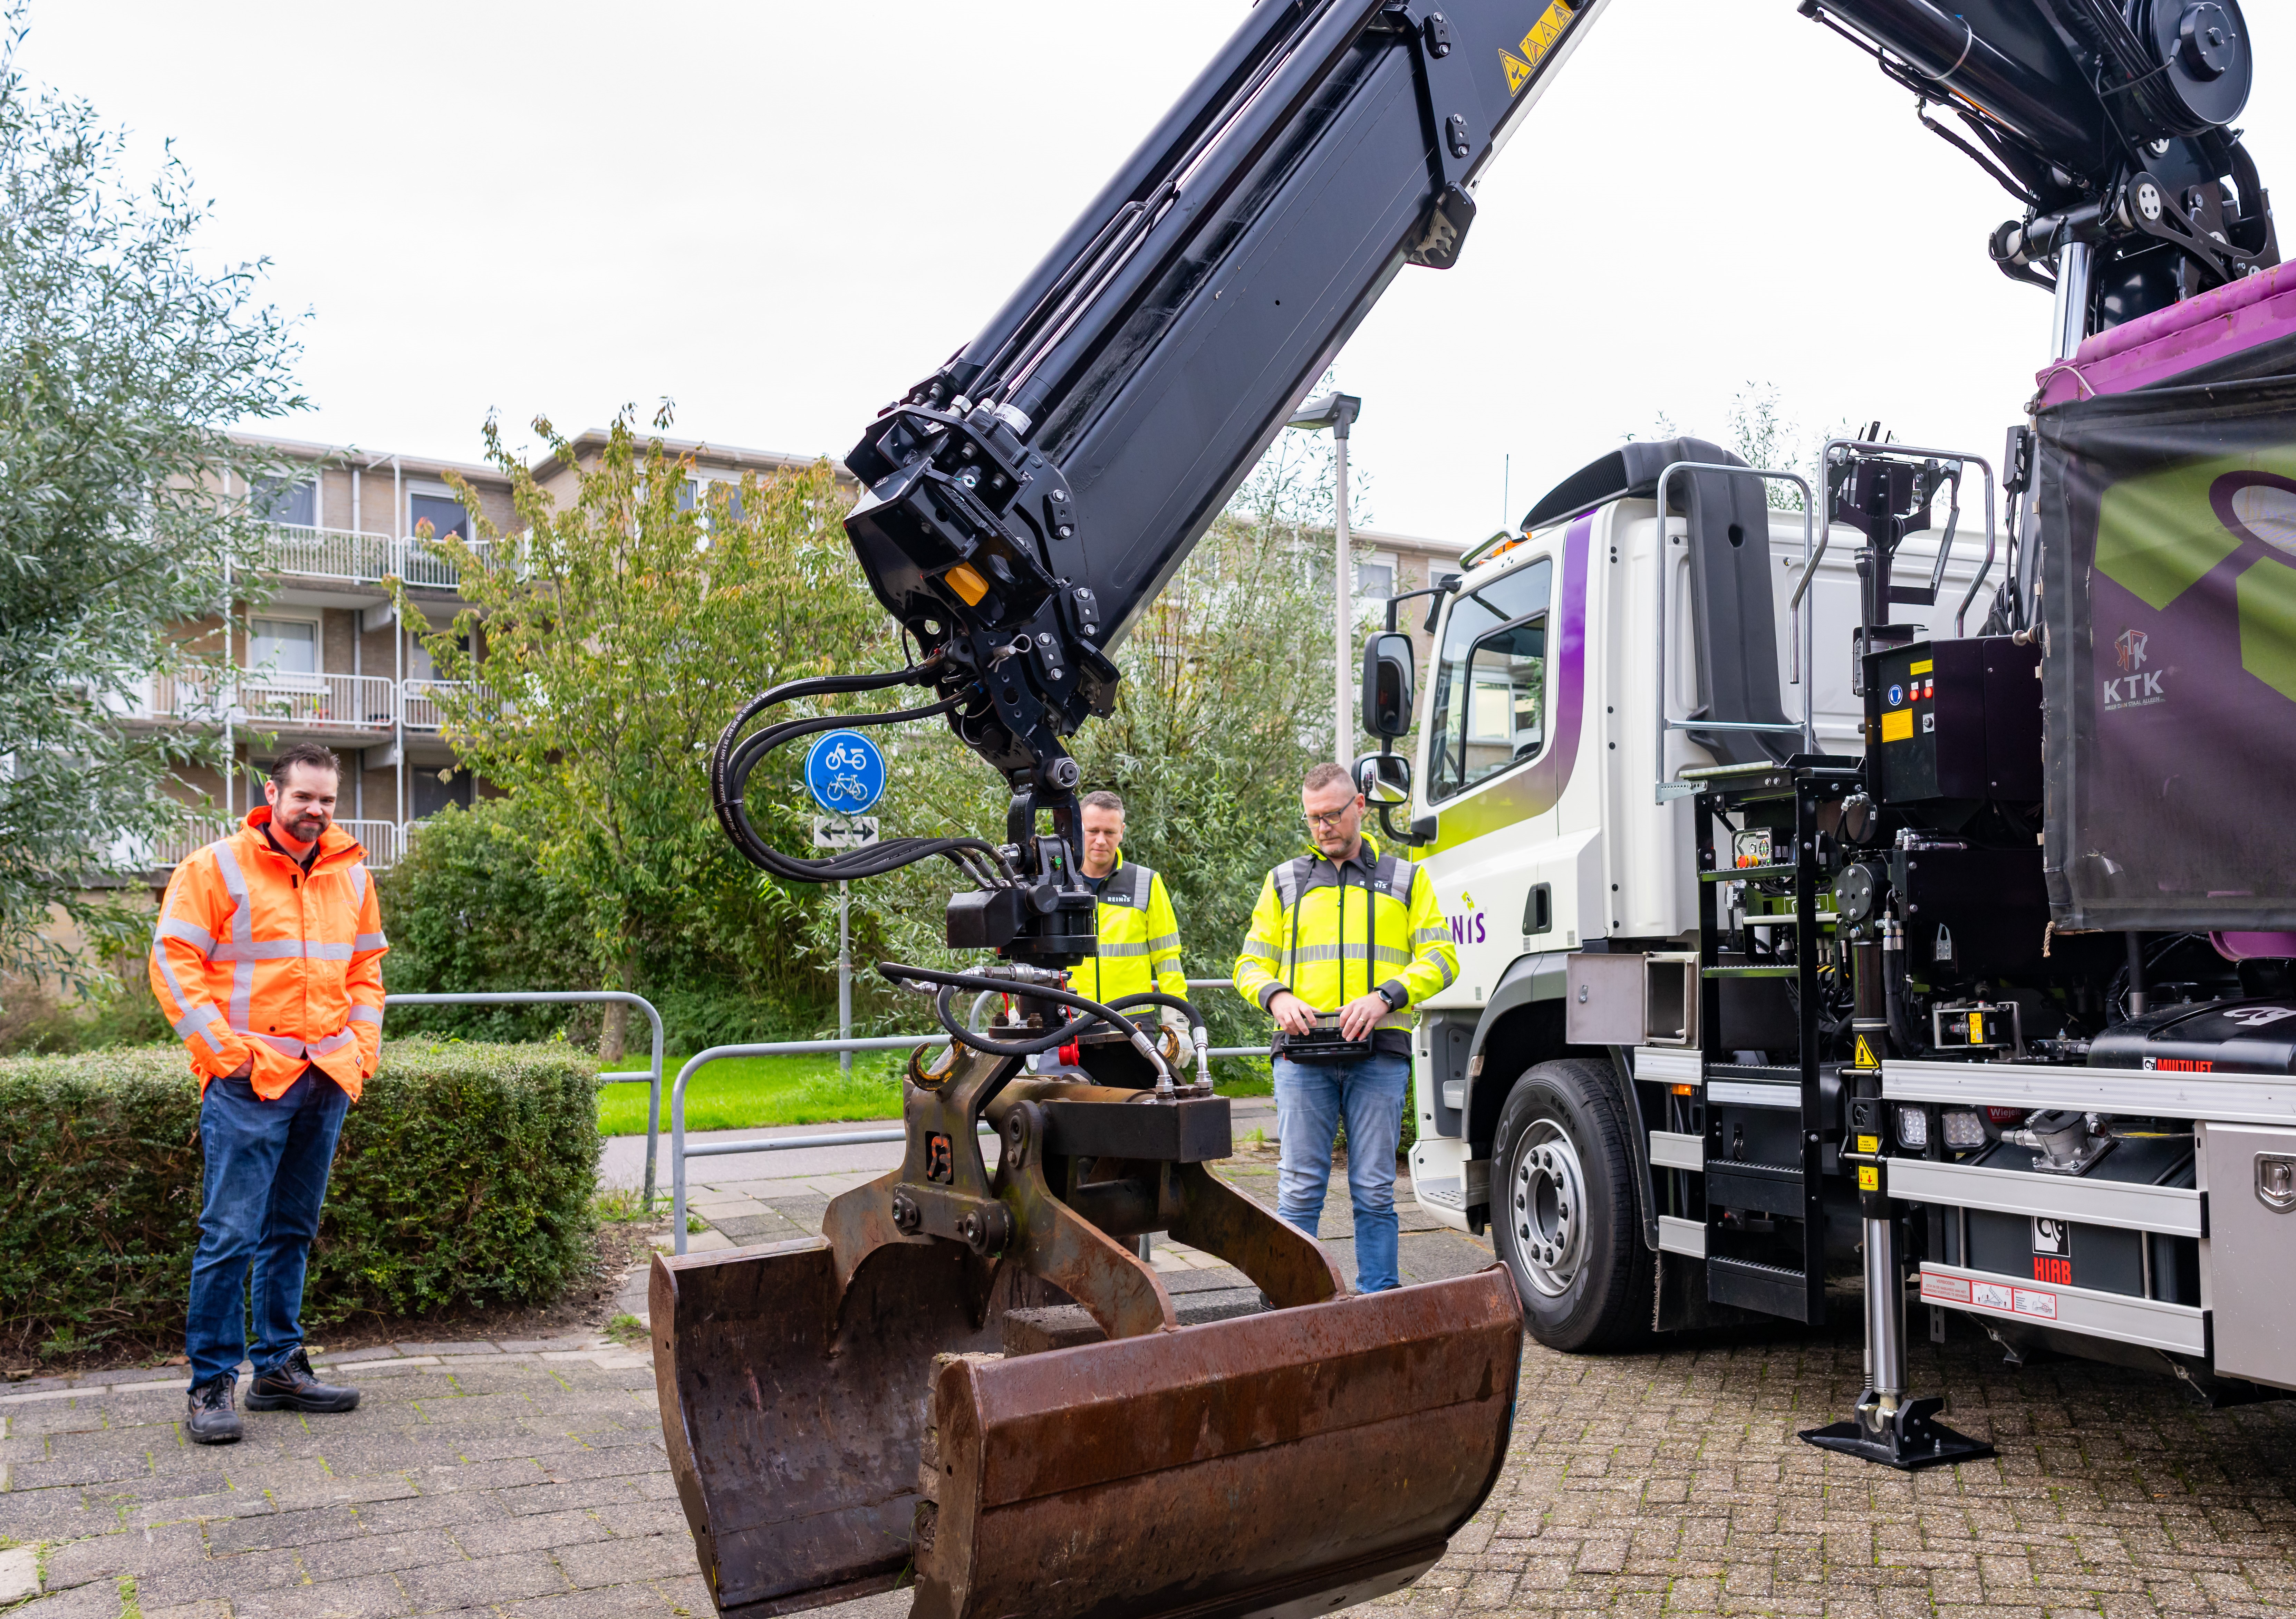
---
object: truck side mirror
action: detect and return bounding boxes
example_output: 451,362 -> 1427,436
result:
1354,751 -> 1412,803
1360,632 -> 1415,738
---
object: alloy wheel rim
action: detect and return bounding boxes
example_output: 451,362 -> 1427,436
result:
1509,1120 -> 1588,1297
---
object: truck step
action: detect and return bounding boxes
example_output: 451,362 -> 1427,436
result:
1701,964 -> 1799,979
1700,863 -> 1796,882
1705,1161 -> 1806,1217
1707,1256 -> 1816,1321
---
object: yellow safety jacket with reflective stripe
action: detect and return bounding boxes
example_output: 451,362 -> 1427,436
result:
1232,835 -> 1456,1038
1071,859 -> 1187,1005
148,808 -> 388,1100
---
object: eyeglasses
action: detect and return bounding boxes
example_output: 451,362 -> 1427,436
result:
1302,806 -> 1356,830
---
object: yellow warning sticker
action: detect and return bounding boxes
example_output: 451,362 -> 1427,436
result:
1856,1134 -> 1880,1155
1853,1034 -> 1880,1069
1910,659 -> 1933,675
1504,0 -> 1574,95
1858,1164 -> 1881,1192
1880,709 -> 1914,743
1969,1011 -> 1985,1044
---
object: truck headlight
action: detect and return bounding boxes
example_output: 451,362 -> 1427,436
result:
1894,1104 -> 1929,1150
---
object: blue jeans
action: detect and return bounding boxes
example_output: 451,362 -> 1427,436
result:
187,1067 -> 350,1387
1273,1051 -> 1410,1293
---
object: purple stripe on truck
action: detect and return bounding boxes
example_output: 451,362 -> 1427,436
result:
1429,513 -> 1591,854
2037,262 -> 2296,408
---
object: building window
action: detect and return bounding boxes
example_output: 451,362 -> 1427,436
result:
679,476 -> 744,528
408,490 -> 470,544
406,627 -> 473,685
412,767 -> 474,819
251,475 -> 316,528
1357,551 -> 1397,599
249,616 -> 319,678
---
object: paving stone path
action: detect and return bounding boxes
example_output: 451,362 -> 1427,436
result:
7,1125 -> 2293,1618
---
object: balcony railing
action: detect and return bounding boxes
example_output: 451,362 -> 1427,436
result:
144,817 -> 406,871
258,523 -> 505,592
401,680 -> 493,731
240,673 -> 399,734
133,673 -> 398,736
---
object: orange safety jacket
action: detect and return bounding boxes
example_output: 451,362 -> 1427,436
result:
148,807 -> 389,1100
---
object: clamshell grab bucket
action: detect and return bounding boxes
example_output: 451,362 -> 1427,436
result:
653,1243 -> 1522,1619
654,1044 -> 1524,1618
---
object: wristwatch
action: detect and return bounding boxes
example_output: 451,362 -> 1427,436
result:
1374,984 -> 1403,1011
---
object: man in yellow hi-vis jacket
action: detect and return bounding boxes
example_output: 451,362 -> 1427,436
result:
1233,762 -> 1457,1292
1071,789 -> 1187,1009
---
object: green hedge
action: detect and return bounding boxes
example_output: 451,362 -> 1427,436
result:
0,1040 -> 600,1359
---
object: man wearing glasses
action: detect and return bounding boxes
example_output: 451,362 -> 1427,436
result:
1233,762 -> 1457,1292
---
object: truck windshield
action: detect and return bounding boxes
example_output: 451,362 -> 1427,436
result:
1428,556 -> 1552,803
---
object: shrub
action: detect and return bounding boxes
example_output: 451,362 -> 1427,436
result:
379,794 -> 833,1055
0,1040 -> 599,1358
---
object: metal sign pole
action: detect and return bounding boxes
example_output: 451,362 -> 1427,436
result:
839,879 -> 852,1074
805,728 -> 887,1078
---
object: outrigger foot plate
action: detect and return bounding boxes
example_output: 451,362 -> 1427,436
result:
1799,1393 -> 1995,1471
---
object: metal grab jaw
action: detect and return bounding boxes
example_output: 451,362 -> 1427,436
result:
653,1037 -> 1524,1619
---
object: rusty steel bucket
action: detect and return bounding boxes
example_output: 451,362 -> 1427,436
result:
652,1045 -> 1524,1618
654,1245 -> 1519,1619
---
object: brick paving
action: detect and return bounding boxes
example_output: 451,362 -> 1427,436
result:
6,1127 -> 2292,1617
1374,1313 -> 2296,1617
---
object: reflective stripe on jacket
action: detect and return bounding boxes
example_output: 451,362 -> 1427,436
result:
148,807 -> 388,1100
1071,860 -> 1187,1006
1232,835 -> 1456,1034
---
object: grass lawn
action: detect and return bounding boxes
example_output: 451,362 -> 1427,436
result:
598,1051 -> 1273,1136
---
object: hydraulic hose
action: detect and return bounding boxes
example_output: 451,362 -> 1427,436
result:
710,660 -> 1017,887
1107,991 -> 1213,1088
881,962 -> 1181,1086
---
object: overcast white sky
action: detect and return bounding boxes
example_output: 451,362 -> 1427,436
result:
26,1 -> 2295,545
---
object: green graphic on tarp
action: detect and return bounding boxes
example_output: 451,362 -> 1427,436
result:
2096,444 -> 2296,700
2238,555 -> 2296,700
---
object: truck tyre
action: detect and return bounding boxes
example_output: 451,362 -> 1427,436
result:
1491,1058 -> 1651,1352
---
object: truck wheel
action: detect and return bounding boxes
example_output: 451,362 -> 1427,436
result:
1491,1058 -> 1651,1352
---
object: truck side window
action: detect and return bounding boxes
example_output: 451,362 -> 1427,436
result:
1428,557 -> 1552,803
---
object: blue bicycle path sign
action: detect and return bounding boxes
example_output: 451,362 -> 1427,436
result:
805,730 -> 887,817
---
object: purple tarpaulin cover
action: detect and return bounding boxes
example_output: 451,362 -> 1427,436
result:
2038,368 -> 2296,931
2036,263 -> 2296,408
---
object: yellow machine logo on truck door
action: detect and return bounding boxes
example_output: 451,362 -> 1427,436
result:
1501,0 -> 1575,95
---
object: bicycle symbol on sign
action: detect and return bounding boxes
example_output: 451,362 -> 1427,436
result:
806,729 -> 886,819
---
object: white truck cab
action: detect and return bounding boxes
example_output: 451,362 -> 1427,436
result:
1398,439 -> 1988,1245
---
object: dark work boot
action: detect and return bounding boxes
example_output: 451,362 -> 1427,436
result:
185,1374 -> 242,1444
244,1348 -> 360,1414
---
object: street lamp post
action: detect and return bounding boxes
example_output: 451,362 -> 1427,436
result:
1285,392 -> 1362,761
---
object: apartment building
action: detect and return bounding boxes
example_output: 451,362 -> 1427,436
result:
1354,526 -> 1472,672
132,429 -> 837,875
127,431 -> 1473,877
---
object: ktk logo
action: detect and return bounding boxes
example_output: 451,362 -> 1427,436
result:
2103,628 -> 2166,711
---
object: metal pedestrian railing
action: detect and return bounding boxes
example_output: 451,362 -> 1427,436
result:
668,980 -> 1275,1255
383,991 -> 665,1207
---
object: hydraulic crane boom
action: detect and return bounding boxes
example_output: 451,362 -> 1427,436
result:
806,0 -> 2273,965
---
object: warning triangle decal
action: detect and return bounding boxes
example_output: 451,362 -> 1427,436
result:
1500,49 -> 1533,96
1853,1034 -> 1880,1069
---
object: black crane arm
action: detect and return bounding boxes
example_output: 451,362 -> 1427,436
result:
720,0 -> 2273,965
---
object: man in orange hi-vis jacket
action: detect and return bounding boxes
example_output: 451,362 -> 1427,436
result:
150,742 -> 386,1444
